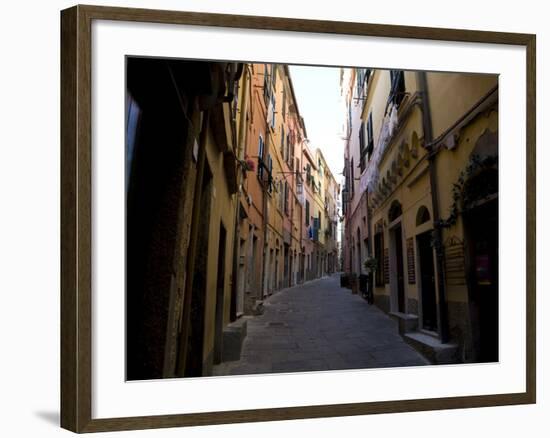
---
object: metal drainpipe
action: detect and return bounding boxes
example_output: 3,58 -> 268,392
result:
292,158 -> 296,287
176,108 -> 210,376
229,68 -> 249,321
299,142 -> 305,283
260,81 -> 271,301
230,195 -> 241,322
365,190 -> 374,304
260,147 -> 269,299
416,71 -> 450,343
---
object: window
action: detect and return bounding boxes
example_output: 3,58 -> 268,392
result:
389,70 -> 406,108
366,112 -> 374,158
356,68 -> 365,98
286,132 -> 291,165
126,93 -> 141,193
269,156 -> 273,192
416,206 -> 431,226
344,158 -> 349,191
388,200 -> 403,222
280,125 -> 285,156
360,113 -> 374,172
312,216 -> 320,241
284,181 -> 289,215
342,158 -> 350,214
270,93 -> 276,128
350,158 -> 355,198
264,64 -> 277,129
355,68 -> 372,101
257,134 -> 264,179
359,121 -> 366,172
263,64 -> 271,105
305,200 -> 310,226
266,154 -> 273,193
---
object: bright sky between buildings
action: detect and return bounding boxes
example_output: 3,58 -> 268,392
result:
288,65 -> 347,181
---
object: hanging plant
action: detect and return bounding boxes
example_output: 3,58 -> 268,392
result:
239,155 -> 256,172
436,154 -> 497,228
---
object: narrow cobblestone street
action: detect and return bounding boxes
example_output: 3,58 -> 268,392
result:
213,274 -> 428,376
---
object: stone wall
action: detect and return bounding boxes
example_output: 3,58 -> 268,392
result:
447,300 -> 475,362
407,297 -> 419,315
374,294 -> 391,314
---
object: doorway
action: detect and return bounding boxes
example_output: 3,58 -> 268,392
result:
465,199 -> 498,362
300,253 -> 305,283
283,244 -> 289,287
213,223 -> 227,365
392,224 -> 406,313
417,231 -> 437,331
251,234 -> 258,296
356,228 -> 362,275
125,58 -> 191,380
274,248 -> 279,291
183,164 -> 213,377
268,248 -> 274,296
288,253 -> 294,287
237,238 -> 246,316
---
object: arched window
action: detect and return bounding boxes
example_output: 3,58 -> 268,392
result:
388,200 -> 403,222
416,206 -> 431,226
463,168 -> 498,210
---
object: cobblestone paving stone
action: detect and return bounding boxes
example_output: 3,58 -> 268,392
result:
212,274 -> 429,376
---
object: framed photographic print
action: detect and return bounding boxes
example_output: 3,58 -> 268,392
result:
60,4 -> 536,433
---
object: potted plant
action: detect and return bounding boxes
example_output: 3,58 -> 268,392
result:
363,256 -> 378,273
239,155 -> 256,173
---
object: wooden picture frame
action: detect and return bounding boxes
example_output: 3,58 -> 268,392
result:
61,4 -> 536,433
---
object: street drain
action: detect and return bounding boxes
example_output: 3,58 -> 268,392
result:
267,322 -> 286,327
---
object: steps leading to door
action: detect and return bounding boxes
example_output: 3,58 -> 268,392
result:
222,317 -> 248,362
389,311 -> 418,334
404,331 -> 460,364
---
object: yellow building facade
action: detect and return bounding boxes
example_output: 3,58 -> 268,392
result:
342,67 -> 498,363
126,59 -> 247,379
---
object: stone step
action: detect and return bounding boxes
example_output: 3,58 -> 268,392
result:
222,317 -> 248,362
389,311 -> 419,334
404,331 -> 460,364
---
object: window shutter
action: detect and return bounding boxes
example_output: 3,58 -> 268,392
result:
258,135 -> 264,178
271,94 -> 276,127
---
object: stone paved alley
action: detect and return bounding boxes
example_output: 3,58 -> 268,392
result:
213,274 -> 428,376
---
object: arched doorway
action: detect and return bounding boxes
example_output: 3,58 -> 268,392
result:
463,159 -> 498,362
